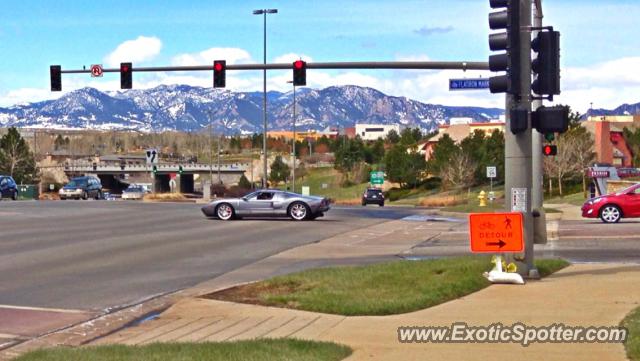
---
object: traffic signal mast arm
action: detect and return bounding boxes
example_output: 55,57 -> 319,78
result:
56,60 -> 491,74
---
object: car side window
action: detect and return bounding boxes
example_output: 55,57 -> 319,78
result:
257,192 -> 274,200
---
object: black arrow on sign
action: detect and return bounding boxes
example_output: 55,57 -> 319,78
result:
486,240 -> 506,248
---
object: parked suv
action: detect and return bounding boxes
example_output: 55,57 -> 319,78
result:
362,188 -> 384,207
59,176 -> 102,200
0,176 -> 18,200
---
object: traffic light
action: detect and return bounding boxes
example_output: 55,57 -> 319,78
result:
178,165 -> 184,175
532,105 -> 569,134
531,30 -> 561,96
542,144 -> 557,156
120,62 -> 132,89
50,65 -> 62,92
152,165 -> 158,175
488,0 -> 521,96
293,60 -> 306,86
214,60 -> 226,88
544,133 -> 555,142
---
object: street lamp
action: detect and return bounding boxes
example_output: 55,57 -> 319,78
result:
287,80 -> 296,192
252,8 -> 278,189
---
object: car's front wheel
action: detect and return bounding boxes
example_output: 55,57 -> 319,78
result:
289,202 -> 309,221
216,203 -> 235,221
600,205 -> 622,223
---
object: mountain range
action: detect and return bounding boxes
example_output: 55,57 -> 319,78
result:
0,84 -> 638,134
0,85 -> 504,134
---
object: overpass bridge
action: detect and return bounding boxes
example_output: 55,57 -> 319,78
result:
63,162 -> 250,193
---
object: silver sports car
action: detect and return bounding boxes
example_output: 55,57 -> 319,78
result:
201,189 -> 331,221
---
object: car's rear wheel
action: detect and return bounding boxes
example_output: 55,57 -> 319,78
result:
379,202 -> 384,207
95,191 -> 102,200
216,203 -> 235,221
289,202 -> 309,221
82,191 -> 88,200
12,191 -> 18,200
600,205 -> 621,223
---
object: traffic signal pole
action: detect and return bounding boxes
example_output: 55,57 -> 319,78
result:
531,0 -> 548,246
505,0 -> 538,278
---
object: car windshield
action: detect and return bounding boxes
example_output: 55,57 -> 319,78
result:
615,184 -> 640,195
67,180 -> 87,187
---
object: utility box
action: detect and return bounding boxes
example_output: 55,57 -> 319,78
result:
18,185 -> 39,200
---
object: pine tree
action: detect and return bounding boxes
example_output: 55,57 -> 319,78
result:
0,127 -> 38,183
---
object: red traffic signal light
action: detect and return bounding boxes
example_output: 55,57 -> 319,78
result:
293,60 -> 306,86
214,60 -> 226,88
543,145 -> 557,156
120,62 -> 132,89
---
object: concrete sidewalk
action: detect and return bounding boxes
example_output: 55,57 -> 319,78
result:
93,213 -> 640,361
97,263 -> 640,361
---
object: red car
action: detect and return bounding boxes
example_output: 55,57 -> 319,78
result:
581,183 -> 640,223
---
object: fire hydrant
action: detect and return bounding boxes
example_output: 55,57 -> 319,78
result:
478,190 -> 487,207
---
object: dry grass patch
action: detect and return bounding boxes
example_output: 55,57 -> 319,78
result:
143,192 -> 188,202
419,194 -> 465,207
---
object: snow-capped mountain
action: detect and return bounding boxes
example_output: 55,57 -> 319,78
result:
585,102 -> 640,119
0,85 -> 505,134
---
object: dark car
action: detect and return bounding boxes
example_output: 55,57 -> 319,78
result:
362,188 -> 384,207
0,176 -> 18,200
59,176 -> 103,200
582,183 -> 640,223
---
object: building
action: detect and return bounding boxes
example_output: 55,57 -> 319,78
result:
420,121 -> 505,161
583,116 -> 639,167
267,129 -> 336,142
354,124 -> 401,141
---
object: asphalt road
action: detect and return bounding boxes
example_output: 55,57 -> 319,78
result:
0,200 -> 420,312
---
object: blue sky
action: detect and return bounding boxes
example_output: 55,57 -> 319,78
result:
1,0 -> 639,111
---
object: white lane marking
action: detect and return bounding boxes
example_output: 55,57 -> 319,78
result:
0,304 -> 88,314
559,235 -> 640,240
0,333 -> 22,339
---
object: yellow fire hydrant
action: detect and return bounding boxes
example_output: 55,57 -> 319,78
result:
478,190 -> 487,207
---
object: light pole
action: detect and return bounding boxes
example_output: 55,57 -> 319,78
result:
208,111 -> 213,185
253,8 -> 278,189
287,80 -> 296,192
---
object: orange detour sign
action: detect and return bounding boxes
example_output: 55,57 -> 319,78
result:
469,213 -> 524,253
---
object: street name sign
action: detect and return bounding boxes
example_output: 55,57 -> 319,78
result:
469,213 -> 524,253
449,78 -> 490,91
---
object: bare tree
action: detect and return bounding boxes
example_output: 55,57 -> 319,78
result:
441,151 -> 476,189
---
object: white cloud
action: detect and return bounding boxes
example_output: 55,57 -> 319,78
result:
171,47 -> 254,66
556,57 -> 640,111
103,36 -> 162,67
0,88 -> 61,106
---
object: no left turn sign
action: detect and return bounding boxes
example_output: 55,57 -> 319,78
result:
91,64 -> 103,77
